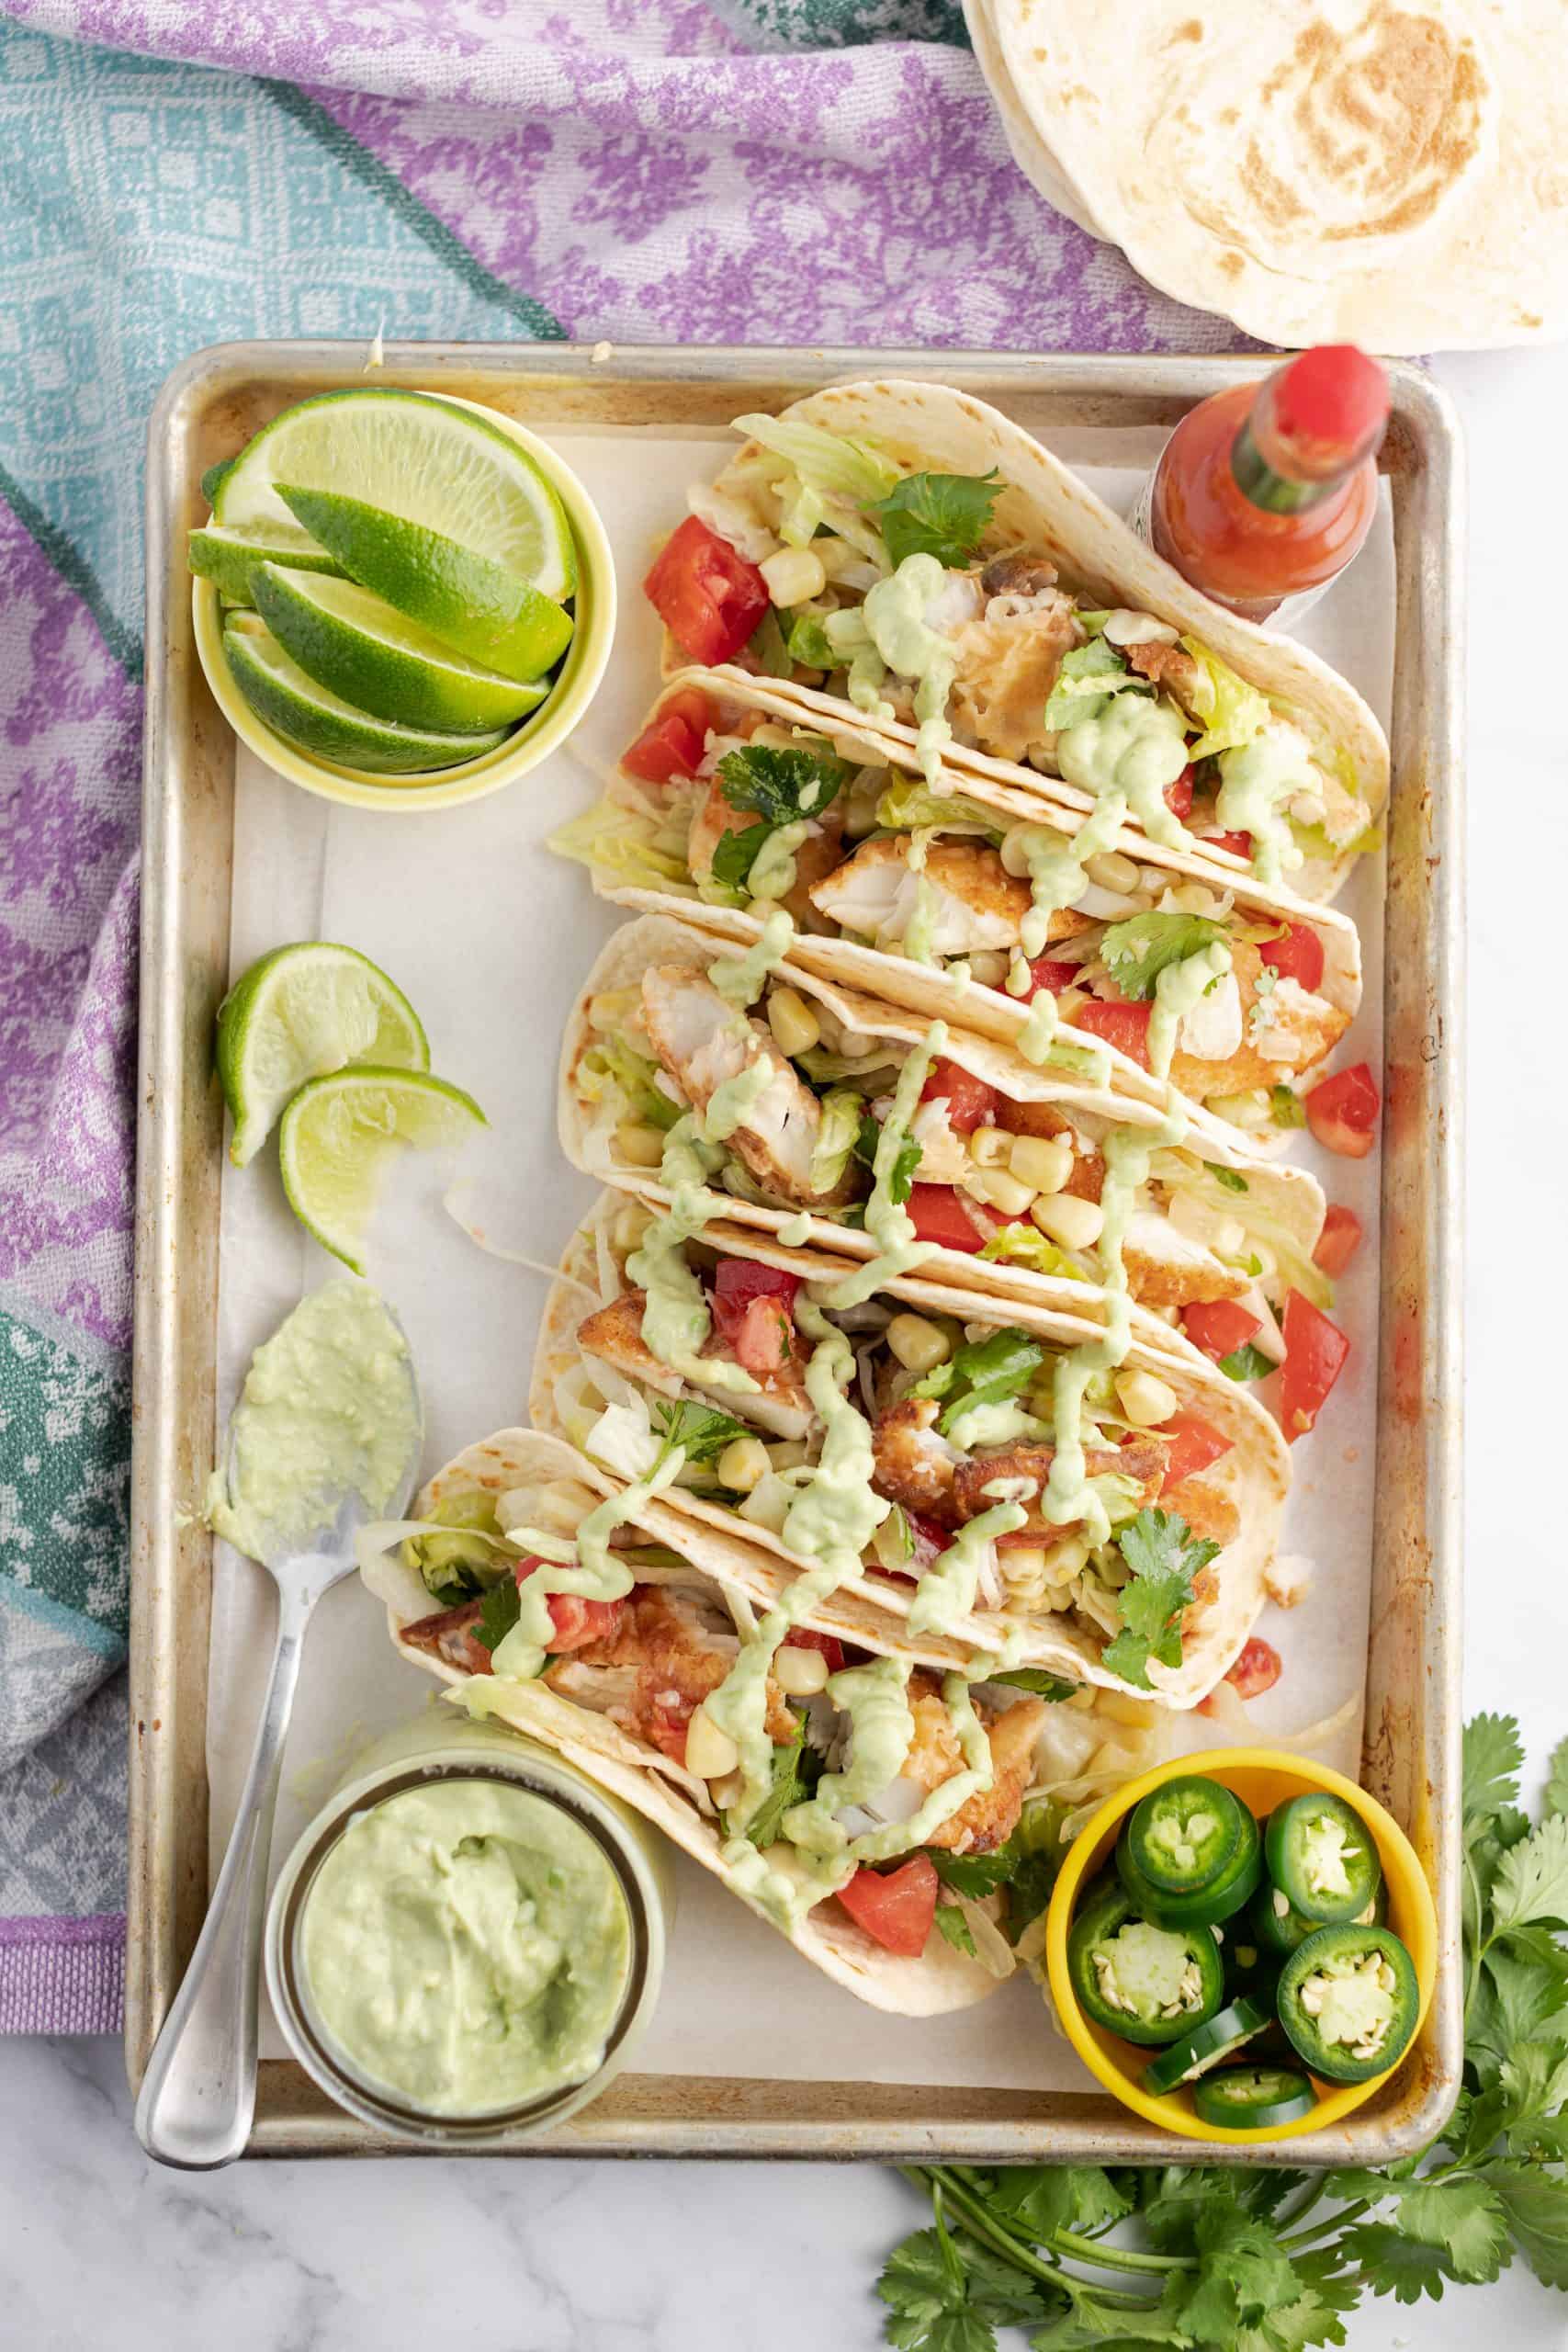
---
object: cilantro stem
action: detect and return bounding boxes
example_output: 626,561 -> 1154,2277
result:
1278,2199 -> 1371,2251
908,2169 -> 1156,2313
1048,2225 -> 1190,2276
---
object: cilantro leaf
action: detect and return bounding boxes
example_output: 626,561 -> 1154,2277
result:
1343,2222 -> 1454,2304
1270,1083 -> 1307,1129
652,1397 -> 751,1468
878,2225 -> 1050,2352
989,1669 -> 1078,1701
1388,2179 -> 1510,2285
1545,1733 -> 1568,1822
930,1850 -> 1015,1900
1043,638 -> 1134,733
1100,1508 -> 1220,1690
1218,1340 -> 1276,1384
934,1902 -> 977,1959
1168,2203 -> 1308,2349
1487,2164 -> 1568,2290
1464,1712 -> 1526,1822
746,605 -> 792,677
1100,912 -> 1229,1003
1491,1812 -> 1568,1936
1205,1162 -> 1250,1193
739,1711 -> 820,1849
854,1108 -> 921,1204
872,469 -> 1000,569
985,2166 -> 1134,2243
710,820 -> 772,891
474,1576 -> 521,1655
716,741 -> 849,827
1468,1949 -> 1568,2088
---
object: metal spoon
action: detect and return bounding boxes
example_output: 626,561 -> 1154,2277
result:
134,1321 -> 422,2169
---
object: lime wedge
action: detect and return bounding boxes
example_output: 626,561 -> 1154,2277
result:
223,620 -> 509,776
201,458 -> 235,506
276,486 -> 573,684
253,566 -> 548,733
213,388 -> 576,601
278,1067 -> 487,1273
190,524 -> 344,604
217,942 -> 430,1169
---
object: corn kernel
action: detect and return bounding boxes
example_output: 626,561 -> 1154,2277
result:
773,1645 -> 830,1697
967,950 -> 1010,987
886,1314 -> 952,1375
760,546 -> 827,606
1211,1089 -> 1273,1131
1115,1367 -> 1179,1428
971,1167 -> 1036,1218
1031,1191 -> 1104,1250
969,1125 -> 1012,1169
684,1707 -> 739,1780
1008,1135 -> 1073,1194
765,986 -> 820,1058
613,1199 -> 654,1255
1098,1690 -> 1158,1729
716,1437 -> 771,1493
614,1121 -> 667,1169
1084,850 -> 1141,894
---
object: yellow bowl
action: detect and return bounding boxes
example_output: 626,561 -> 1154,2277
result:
191,394 -> 616,813
1044,1747 -> 1438,2145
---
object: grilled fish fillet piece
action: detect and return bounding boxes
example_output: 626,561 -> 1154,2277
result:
810,834 -> 1092,956
545,1584 -> 796,1754
951,1438 -> 1168,1532
640,964 -> 861,1208
1169,941 -> 1348,1096
904,1672 -> 1047,1854
577,1290 -> 815,1442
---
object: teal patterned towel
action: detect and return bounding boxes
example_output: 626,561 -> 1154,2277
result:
0,0 -> 1230,2031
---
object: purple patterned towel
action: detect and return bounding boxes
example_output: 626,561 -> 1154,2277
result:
0,0 -> 1235,2033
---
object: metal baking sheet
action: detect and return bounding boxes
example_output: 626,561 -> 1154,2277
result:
130,344 -> 1463,2161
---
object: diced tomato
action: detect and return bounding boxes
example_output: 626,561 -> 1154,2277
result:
1279,1290 -> 1350,1442
728,1295 -> 795,1375
1165,763 -> 1195,820
836,1854 -> 940,1958
620,688 -> 714,786
713,1257 -> 803,1312
1259,920 -> 1325,995
1156,1414 -> 1235,1493
1203,830 -> 1253,860
1314,1204 -> 1363,1277
1027,956 -> 1081,998
782,1626 -> 845,1672
908,1511 -> 953,1574
919,1057 -> 998,1135
906,1184 -> 987,1252
646,1701 -> 696,1764
643,516 -> 770,666
1226,1637 -> 1282,1700
1179,1300 -> 1262,1364
513,1558 -> 625,1655
1073,999 -> 1154,1070
1304,1064 -> 1380,1159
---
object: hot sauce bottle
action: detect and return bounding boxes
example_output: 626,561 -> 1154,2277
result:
1134,346 -> 1390,630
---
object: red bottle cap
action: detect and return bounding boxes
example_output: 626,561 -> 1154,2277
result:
1267,346 -> 1389,474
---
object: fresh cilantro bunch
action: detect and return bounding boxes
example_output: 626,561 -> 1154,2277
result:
877,1713 -> 1568,2352
711,743 -> 849,890
1100,1508 -> 1220,1690
872,471 -> 1001,569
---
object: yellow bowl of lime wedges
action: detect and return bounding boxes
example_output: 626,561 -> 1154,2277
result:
190,389 -> 615,813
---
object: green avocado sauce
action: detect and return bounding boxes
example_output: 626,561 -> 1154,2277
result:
1147,940 -> 1234,1080
482,1450 -> 686,1683
626,1114 -> 760,1394
205,1280 -> 416,1563
1215,729 -> 1313,890
1055,695 -> 1194,851
823,1021 -> 945,1307
908,1498 -> 1028,1637
1005,792 -> 1129,956
299,1778 -> 631,2118
711,905 -> 796,1008
864,554 -> 958,782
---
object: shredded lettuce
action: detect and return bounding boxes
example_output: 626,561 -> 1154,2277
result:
549,799 -> 694,892
977,1222 -> 1088,1281
809,1086 -> 865,1196
732,413 -> 900,507
785,610 -> 837,670
1179,638 -> 1274,763
874,776 -> 1002,838
1043,638 -> 1139,732
579,1035 -> 684,1133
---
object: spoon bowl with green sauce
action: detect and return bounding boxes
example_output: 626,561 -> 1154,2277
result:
134,1281 -> 423,2169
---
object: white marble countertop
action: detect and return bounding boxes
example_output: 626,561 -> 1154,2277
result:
6,345 -> 1568,2352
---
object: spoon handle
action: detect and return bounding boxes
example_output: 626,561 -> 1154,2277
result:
134,1584 -> 312,2168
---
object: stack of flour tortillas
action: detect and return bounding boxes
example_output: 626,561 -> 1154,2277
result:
964,0 -> 1568,350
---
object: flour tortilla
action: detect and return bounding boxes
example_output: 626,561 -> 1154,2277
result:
363,1426 -> 1003,2015
530,1196 -> 1291,1707
968,0 -> 1568,354
559,908 -> 1325,1356
700,377 -> 1389,899
607,666 -> 1361,1157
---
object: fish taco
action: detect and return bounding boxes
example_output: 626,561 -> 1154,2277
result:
362,1428 -> 1167,2011
529,1193 -> 1290,1707
552,666 -> 1364,1158
634,377 -> 1387,901
560,910 -> 1343,1407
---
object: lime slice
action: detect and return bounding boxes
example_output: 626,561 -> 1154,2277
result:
223,620 -> 509,776
278,1067 -> 487,1273
213,388 -> 576,601
201,458 -> 235,506
252,566 -> 548,733
190,524 -> 344,604
217,942 -> 430,1169
276,486 -> 573,684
